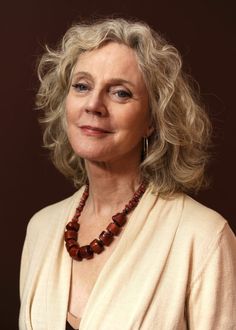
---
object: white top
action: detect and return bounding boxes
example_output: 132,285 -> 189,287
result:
19,187 -> 236,329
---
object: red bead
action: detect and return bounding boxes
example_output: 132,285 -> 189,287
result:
107,222 -> 121,236
66,221 -> 80,231
64,230 -> 77,241
112,213 -> 126,227
125,206 -> 130,213
79,245 -> 94,259
90,239 -> 104,254
65,239 -> 78,251
64,182 -> 146,262
99,231 -> 113,246
129,200 -> 135,208
69,246 -> 82,261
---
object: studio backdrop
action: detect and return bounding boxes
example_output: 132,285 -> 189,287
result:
1,0 -> 235,328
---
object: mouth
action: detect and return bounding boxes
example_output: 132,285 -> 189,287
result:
79,125 -> 112,135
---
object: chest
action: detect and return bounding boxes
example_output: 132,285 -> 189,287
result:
68,231 -> 122,319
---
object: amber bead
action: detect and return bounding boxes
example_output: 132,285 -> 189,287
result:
66,221 -> 80,232
64,182 -> 146,261
90,239 -> 104,254
69,246 -> 82,261
65,239 -> 78,251
129,200 -> 136,208
79,245 -> 94,259
64,230 -> 77,241
99,231 -> 114,246
112,213 -> 126,227
107,222 -> 121,236
124,206 -> 130,213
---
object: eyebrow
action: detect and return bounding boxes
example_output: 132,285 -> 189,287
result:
72,71 -> 92,80
72,71 -> 135,87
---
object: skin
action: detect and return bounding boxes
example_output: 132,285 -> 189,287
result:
66,42 -> 153,213
65,42 -> 153,320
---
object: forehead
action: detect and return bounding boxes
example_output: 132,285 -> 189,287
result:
73,42 -> 145,85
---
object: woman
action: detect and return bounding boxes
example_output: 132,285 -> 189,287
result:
19,18 -> 236,329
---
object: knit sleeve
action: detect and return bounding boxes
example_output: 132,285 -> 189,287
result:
186,224 -> 236,329
19,214 -> 39,302
19,231 -> 30,302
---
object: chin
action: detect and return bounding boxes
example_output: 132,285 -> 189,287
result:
73,147 -> 110,163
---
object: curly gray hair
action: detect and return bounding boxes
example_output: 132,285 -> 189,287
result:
36,18 -> 211,196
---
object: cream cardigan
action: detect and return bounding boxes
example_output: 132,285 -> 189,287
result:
19,187 -> 236,330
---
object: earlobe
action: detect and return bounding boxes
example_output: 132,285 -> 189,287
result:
146,125 -> 154,138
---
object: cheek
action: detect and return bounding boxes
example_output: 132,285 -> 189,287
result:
122,109 -> 149,135
65,97 -> 79,124
65,108 -> 72,125
65,97 -> 72,122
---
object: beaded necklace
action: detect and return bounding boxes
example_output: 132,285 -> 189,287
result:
64,182 -> 146,261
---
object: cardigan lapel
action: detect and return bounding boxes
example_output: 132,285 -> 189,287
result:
46,190 -> 83,330
79,189 -> 184,329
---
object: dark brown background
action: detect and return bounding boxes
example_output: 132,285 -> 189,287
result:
1,0 -> 235,328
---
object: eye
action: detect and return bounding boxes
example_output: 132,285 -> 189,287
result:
115,90 -> 132,98
111,88 -> 132,100
72,83 -> 89,92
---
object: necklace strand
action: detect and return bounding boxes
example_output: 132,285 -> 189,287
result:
64,182 -> 146,261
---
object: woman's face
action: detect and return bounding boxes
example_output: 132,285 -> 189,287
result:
66,42 -> 152,167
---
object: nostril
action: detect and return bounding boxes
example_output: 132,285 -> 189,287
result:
85,108 -> 103,117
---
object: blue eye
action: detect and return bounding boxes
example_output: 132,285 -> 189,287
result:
72,83 -> 89,92
115,90 -> 132,98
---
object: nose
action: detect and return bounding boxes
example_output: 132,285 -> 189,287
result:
85,90 -> 107,117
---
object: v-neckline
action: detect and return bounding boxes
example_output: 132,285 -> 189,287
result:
68,187 -> 151,329
67,311 -> 81,329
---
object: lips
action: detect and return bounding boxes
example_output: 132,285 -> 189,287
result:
79,125 -> 112,134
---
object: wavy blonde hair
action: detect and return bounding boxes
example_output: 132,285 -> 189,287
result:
36,18 -> 211,197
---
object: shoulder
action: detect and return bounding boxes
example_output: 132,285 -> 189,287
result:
180,194 -> 228,238
160,194 -> 236,284
25,188 -> 83,242
154,192 -> 233,256
146,188 -> 229,238
181,194 -> 227,225
152,190 -> 228,236
171,194 -> 236,271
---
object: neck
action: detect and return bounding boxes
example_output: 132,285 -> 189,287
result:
85,160 -> 143,216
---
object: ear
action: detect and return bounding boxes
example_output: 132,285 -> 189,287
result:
145,112 -> 155,138
144,124 -> 154,138
147,125 -> 154,137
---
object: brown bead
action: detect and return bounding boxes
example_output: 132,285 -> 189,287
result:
64,230 -> 77,241
66,221 -> 80,232
65,239 -> 78,251
69,246 -> 82,261
112,212 -> 126,227
107,222 -> 121,236
79,245 -> 94,259
90,239 -> 104,254
99,231 -> 114,246
129,200 -> 136,208
76,206 -> 83,212
64,182 -> 146,262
